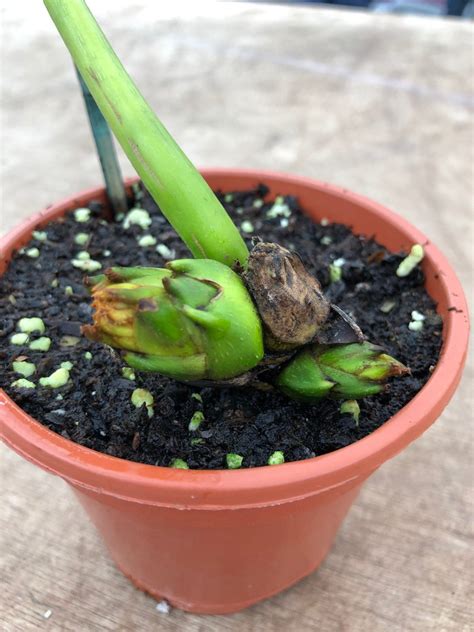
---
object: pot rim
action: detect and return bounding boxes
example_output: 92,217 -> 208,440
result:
0,169 -> 469,509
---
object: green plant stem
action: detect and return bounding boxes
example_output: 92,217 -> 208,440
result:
44,0 -> 248,267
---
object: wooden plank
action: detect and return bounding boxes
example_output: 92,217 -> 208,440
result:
1,3 -> 472,630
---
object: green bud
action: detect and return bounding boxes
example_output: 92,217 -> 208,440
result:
268,451 -> 285,465
188,411 -> 204,431
276,342 -> 409,400
340,400 -> 360,425
84,260 -> 264,381
13,361 -> 36,377
170,458 -> 189,469
226,453 -> 244,469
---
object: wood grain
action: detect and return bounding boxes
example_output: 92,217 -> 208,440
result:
1,2 -> 472,630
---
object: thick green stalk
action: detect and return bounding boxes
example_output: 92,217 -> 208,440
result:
44,0 -> 248,267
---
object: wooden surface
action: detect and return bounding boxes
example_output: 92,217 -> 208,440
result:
1,2 -> 472,630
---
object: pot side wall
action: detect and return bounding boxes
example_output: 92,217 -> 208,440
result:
72,477 -> 365,614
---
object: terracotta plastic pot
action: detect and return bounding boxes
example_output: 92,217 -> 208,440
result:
0,169 -> 469,614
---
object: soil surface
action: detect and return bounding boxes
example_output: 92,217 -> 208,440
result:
0,183 -> 442,469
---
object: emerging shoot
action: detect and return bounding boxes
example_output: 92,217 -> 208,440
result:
83,261 -> 264,381
276,342 -> 409,400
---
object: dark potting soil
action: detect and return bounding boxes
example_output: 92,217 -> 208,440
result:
0,183 -> 442,469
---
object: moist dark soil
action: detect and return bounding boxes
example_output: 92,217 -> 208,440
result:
0,183 -> 442,469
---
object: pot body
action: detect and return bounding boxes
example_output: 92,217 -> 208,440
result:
72,477 -> 365,613
1,170 -> 469,614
